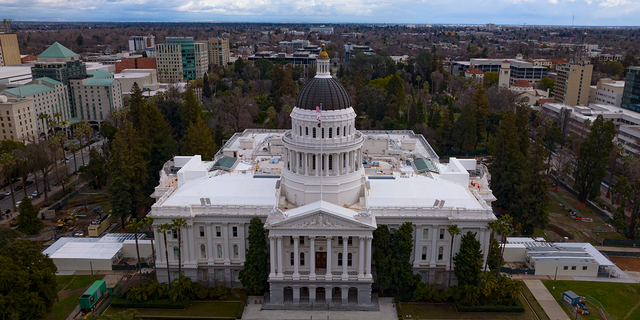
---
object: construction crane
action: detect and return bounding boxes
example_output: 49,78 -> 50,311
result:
1,19 -> 12,33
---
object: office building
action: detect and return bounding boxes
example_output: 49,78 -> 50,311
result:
553,62 -> 593,106
207,38 -> 230,67
149,48 -> 496,309
621,67 -> 640,112
115,57 -> 157,73
70,71 -> 123,126
589,78 -> 624,107
0,95 -> 36,141
2,77 -> 71,135
450,58 -> 548,86
248,51 -> 318,68
0,34 -> 21,66
156,37 -> 208,83
344,43 -> 374,64
31,42 -> 87,118
128,36 -> 156,57
310,26 -> 334,34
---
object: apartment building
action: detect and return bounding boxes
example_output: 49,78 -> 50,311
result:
553,62 -> 593,106
2,77 -> 71,135
589,78 -> 624,107
156,37 -> 208,83
207,38 -> 230,67
0,34 -> 21,66
621,67 -> 640,113
0,95 -> 36,141
70,74 -> 123,126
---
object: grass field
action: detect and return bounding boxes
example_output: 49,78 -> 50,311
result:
106,301 -> 242,318
542,280 -> 640,320
398,285 -> 545,320
48,275 -> 104,320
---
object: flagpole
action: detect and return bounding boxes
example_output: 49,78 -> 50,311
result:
320,103 -> 323,202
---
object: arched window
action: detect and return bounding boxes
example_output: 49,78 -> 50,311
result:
438,247 -> 444,260
329,127 -> 332,138
291,252 -> 295,266
337,127 -> 340,136
201,244 -> 206,259
173,246 -> 179,260
338,252 -> 343,266
422,246 -> 428,260
347,253 -> 352,266
300,252 -> 305,266
313,127 -> 316,138
233,245 -> 239,258
217,244 -> 222,259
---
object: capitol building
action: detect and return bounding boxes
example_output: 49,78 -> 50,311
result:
149,48 -> 497,309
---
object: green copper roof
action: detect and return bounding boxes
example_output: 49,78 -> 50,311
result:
37,42 -> 78,59
83,78 -> 115,87
88,70 -> 113,79
35,77 -> 62,86
3,84 -> 55,98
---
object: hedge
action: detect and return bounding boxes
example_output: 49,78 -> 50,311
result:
110,297 -> 190,309
454,300 -> 524,313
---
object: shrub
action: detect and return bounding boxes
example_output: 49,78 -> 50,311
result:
110,297 -> 189,309
455,299 -> 524,313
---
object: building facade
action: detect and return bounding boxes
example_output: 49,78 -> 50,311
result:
451,58 -> 548,87
207,38 -> 230,67
70,75 -> 123,126
149,50 -> 496,309
115,57 -> 157,73
0,95 -> 36,141
621,67 -> 640,113
156,37 -> 208,83
553,62 -> 593,106
0,34 -> 21,66
2,77 -> 71,135
589,78 -> 624,107
129,36 -> 155,52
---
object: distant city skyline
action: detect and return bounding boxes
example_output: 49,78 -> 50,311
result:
2,0 -> 640,27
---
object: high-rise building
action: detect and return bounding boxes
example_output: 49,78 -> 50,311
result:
31,42 -> 87,118
622,67 -> 640,112
129,35 -> 155,52
207,38 -> 230,67
589,78 -> 625,107
156,37 -> 208,83
553,62 -> 593,106
2,77 -> 71,135
0,95 -> 36,141
0,34 -> 21,66
70,71 -> 123,125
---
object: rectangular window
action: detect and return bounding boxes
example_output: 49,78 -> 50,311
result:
563,266 -> 568,270
582,266 -> 588,270
348,237 -> 352,245
571,266 -> 576,270
423,229 -> 429,239
439,229 -> 445,240
300,237 -> 304,245
216,226 -> 221,237
338,237 -> 343,245
232,226 -> 238,237
199,226 -> 205,237
172,229 -> 178,239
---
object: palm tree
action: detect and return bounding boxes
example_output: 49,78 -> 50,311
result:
484,220 -> 501,271
158,223 -> 173,288
38,113 -> 50,139
68,141 -> 80,173
496,215 -> 513,278
172,218 -> 187,277
127,218 -> 146,273
0,152 -> 17,211
447,224 -> 461,287
73,121 -> 91,166
144,217 -> 157,276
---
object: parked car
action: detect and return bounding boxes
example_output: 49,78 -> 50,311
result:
3,190 -> 10,196
15,201 -> 21,207
31,191 -> 40,198
0,194 -> 5,200
25,180 -> 34,186
14,185 -> 22,192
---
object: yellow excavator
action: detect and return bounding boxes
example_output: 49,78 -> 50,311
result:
56,214 -> 77,233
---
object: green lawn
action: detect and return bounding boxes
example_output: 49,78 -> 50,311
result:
542,280 -> 640,320
66,275 -> 103,290
56,275 -> 76,291
48,275 -> 105,320
106,301 -> 242,318
399,290 -> 542,320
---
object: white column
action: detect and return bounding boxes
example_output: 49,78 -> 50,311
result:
222,223 -> 230,265
269,235 -> 276,277
325,154 -> 329,176
309,236 -> 316,280
342,236 -> 348,280
187,225 -> 195,265
414,225 -> 421,267
156,226 -> 165,265
239,223 -> 246,263
207,223 -> 214,264
366,236 -> 372,278
315,154 -> 319,176
304,153 -> 308,175
358,236 -> 365,280
276,236 -> 283,278
326,236 -> 332,280
293,236 -> 300,280
430,225 -> 438,267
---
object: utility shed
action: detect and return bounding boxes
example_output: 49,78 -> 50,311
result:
48,242 -> 123,271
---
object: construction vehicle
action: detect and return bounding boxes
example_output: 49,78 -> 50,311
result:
56,214 -> 77,233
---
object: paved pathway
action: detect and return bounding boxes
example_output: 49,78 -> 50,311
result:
242,297 -> 397,320
523,280 -> 570,320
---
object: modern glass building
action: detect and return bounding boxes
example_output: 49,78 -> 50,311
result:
622,67 -> 640,112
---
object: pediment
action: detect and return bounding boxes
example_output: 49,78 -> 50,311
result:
268,201 -> 375,230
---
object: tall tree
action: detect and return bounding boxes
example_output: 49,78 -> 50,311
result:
436,107 -> 454,154
158,223 -> 173,288
393,222 -> 416,297
472,86 -> 489,147
239,217 -> 268,294
0,234 -> 57,320
74,121 -> 92,166
29,140 -> 53,201
143,217 -> 157,276
81,147 -> 107,189
0,152 -> 18,211
496,215 -> 513,278
447,224 -> 461,287
202,73 -> 212,99
452,104 -> 477,155
126,218 -> 146,272
453,231 -> 483,288
372,225 -> 394,294
16,197 -> 43,235
573,115 -> 616,206
517,136 -> 550,235
172,218 -> 187,276
181,116 -> 216,160
180,88 -> 203,139
484,220 -> 500,271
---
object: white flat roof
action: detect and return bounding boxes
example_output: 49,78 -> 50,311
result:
49,242 -> 122,260
552,242 -> 614,266
115,72 -> 150,79
161,172 -> 279,207
367,175 -> 484,210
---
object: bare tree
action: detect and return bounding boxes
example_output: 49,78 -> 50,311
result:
29,139 -> 54,201
219,87 -> 258,134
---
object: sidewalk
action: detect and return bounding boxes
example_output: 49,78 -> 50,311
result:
523,280 -> 570,320
242,297 -> 397,320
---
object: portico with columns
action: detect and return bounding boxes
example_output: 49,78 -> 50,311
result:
264,201 -> 376,309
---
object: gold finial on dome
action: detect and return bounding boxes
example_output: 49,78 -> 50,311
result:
318,43 -> 329,59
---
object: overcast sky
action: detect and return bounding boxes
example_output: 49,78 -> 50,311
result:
2,0 -> 639,26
